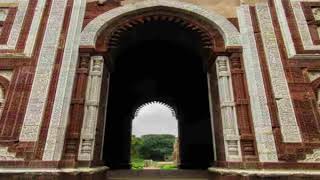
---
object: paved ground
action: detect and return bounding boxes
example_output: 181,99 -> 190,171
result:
107,169 -> 209,180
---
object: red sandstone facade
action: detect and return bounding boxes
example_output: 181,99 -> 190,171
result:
0,0 -> 319,179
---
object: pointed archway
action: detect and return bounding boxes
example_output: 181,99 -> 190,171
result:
76,0 -> 243,169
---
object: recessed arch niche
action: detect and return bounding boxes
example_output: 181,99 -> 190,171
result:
76,0 -> 243,170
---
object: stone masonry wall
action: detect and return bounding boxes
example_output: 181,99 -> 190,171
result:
0,0 -> 318,170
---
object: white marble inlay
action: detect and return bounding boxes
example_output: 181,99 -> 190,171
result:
300,148 -> 320,163
0,0 -> 27,50
0,0 -> 46,58
0,8 -> 8,21
312,8 -> 320,37
0,146 -> 23,161
291,1 -> 320,51
0,0 -> 17,6
238,5 -> 278,162
43,0 -> 87,161
0,70 -> 12,81
256,3 -> 301,143
274,0 -> 320,59
19,0 -> 68,142
23,0 -> 46,57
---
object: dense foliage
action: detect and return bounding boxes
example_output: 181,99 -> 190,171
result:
131,134 -> 176,161
131,158 -> 144,169
131,135 -> 143,159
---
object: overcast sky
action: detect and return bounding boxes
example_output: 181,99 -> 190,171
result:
132,103 -> 178,137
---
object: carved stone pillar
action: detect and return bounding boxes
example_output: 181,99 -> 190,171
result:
78,56 -> 104,161
63,54 -> 90,160
216,56 -> 242,161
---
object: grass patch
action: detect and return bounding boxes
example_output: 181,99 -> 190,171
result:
159,164 -> 177,170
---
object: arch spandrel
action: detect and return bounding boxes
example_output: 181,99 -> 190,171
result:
80,0 -> 241,50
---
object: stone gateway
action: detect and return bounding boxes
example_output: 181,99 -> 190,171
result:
0,0 -> 320,179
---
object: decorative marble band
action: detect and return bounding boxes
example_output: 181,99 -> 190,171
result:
216,56 -> 242,162
19,0 -> 68,141
0,146 -> 23,161
80,0 -> 241,49
0,0 -> 17,7
23,0 -> 46,57
291,0 -> 320,51
0,0 -> 45,58
299,149 -> 320,163
274,0 -> 320,59
0,71 -> 11,123
256,3 -> 302,143
78,56 -> 104,161
43,0 -> 87,161
238,5 -> 278,162
0,0 -> 27,49
274,0 -> 297,59
0,8 -> 9,22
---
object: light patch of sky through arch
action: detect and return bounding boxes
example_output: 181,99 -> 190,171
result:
132,103 -> 178,137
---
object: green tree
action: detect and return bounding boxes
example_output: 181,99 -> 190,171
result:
137,134 -> 176,161
131,135 -> 143,159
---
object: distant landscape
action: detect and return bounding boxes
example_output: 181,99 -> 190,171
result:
131,134 -> 178,170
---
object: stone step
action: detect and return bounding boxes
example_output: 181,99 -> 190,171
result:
107,169 -> 209,180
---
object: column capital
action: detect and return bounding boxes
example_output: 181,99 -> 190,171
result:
91,55 -> 104,62
91,56 -> 104,73
216,56 -> 229,62
216,56 -> 229,73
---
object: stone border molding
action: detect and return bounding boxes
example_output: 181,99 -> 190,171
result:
0,146 -> 23,161
0,0 -> 46,58
19,0 -> 68,142
0,8 -> 9,23
0,72 -> 10,120
274,0 -> 320,59
291,0 -> 320,51
256,3 -> 302,143
23,0 -> 46,57
0,0 -> 17,7
0,0 -> 27,50
300,149 -> 320,163
80,0 -> 241,50
209,167 -> 320,176
42,0 -> 87,160
238,5 -> 278,162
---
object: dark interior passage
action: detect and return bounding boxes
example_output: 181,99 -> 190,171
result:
103,20 -> 214,169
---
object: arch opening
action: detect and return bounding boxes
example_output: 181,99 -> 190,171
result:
102,18 -> 215,169
133,101 -> 177,120
131,101 -> 178,169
